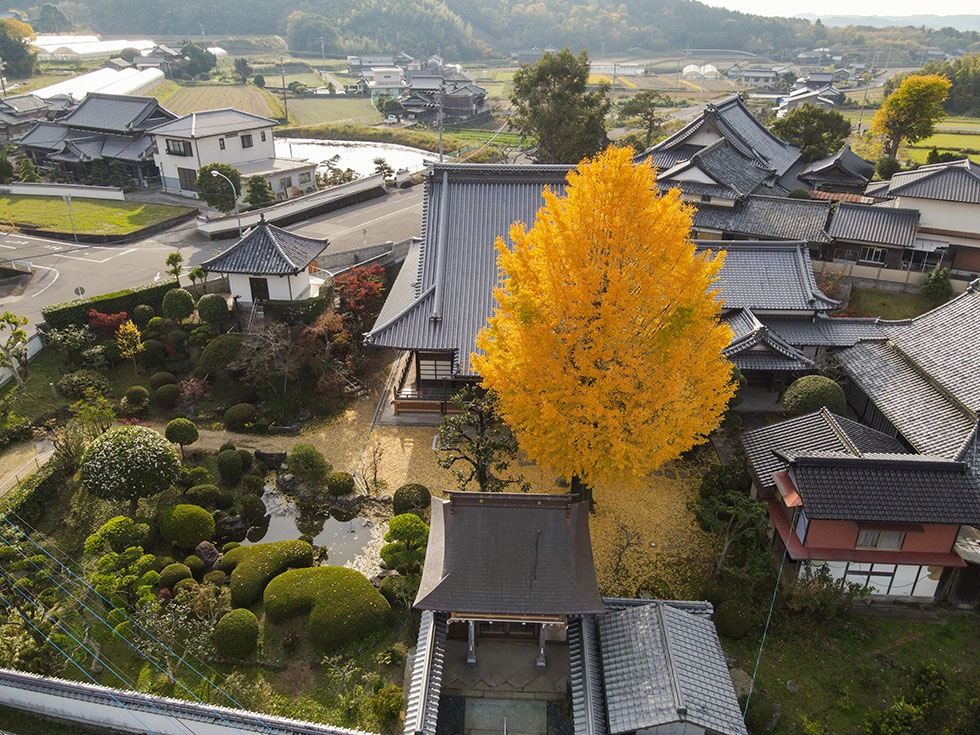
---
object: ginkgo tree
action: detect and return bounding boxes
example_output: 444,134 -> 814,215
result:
473,146 -> 735,490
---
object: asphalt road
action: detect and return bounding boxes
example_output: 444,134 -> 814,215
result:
0,184 -> 425,330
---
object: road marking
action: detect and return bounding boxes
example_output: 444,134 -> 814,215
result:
47,248 -> 137,264
30,264 -> 59,297
0,244 -> 13,250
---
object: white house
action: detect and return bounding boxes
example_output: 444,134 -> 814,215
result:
149,108 -> 317,200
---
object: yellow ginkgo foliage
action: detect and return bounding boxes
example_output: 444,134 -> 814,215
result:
473,146 -> 735,488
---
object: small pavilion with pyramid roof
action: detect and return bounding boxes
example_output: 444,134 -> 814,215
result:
201,214 -> 328,304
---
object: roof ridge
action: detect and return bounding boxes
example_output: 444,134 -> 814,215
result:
820,407 -> 862,456
655,604 -> 688,721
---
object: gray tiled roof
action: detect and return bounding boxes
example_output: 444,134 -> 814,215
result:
702,241 -> 839,312
201,216 -> 327,275
864,180 -> 891,198
598,603 -> 748,735
741,407 -> 908,491
799,145 -> 874,187
789,453 -> 980,524
693,195 -> 832,242
661,138 -> 773,198
148,108 -> 276,138
723,309 -> 815,371
881,285 -> 980,413
759,315 -> 884,347
884,158 -> 980,204
568,616 -> 608,735
58,93 -> 176,133
828,203 -> 920,247
414,493 -> 605,616
366,163 -> 572,377
403,611 -> 446,735
15,120 -> 69,150
836,340 -> 978,458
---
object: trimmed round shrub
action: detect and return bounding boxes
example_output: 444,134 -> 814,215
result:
162,288 -> 195,321
145,316 -> 169,334
239,494 -> 267,525
165,418 -> 199,452
197,293 -> 230,324
263,567 -> 391,653
379,574 -> 421,608
287,444 -> 331,485
174,577 -> 199,593
80,426 -> 180,509
154,383 -> 181,408
392,483 -> 431,516
237,449 -> 253,471
220,539 -> 314,607
217,449 -> 244,486
326,471 -> 355,496
183,466 -> 212,486
124,385 -> 150,410
222,541 -> 240,553
167,329 -> 188,352
204,570 -> 228,585
139,339 -> 167,369
84,516 -> 150,555
132,303 -> 155,328
183,554 -> 205,579
159,504 -> 215,550
782,375 -> 847,417
223,403 -> 257,432
57,369 -> 110,399
214,608 -> 259,658
158,562 -> 192,590
199,334 -> 242,374
713,599 -> 754,640
241,474 -> 265,495
186,484 -> 223,508
219,442 -> 236,453
150,371 -> 178,390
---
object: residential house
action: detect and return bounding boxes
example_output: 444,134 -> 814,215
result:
398,75 -> 488,122
798,145 -> 875,195
824,202 -> 922,269
367,67 -> 407,103
775,85 -> 844,117
0,94 -> 52,142
15,92 -> 177,185
867,159 -> 980,278
692,194 -> 832,255
200,214 -> 328,304
734,67 -> 781,88
135,44 -> 184,78
794,72 -> 835,91
405,492 -> 748,735
148,109 -> 317,200
741,408 -> 980,599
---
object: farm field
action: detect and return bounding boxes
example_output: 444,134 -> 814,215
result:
286,96 -> 380,127
160,85 -> 280,117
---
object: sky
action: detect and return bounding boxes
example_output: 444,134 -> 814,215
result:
700,0 -> 979,19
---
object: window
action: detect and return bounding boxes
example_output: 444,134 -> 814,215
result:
700,194 -> 712,203
241,134 -> 254,149
859,246 -> 886,265
833,248 -> 858,264
299,172 -> 312,184
219,138 -> 225,150
418,353 -> 454,381
165,139 -> 193,157
279,176 -> 292,191
856,530 -> 905,550
177,167 -> 197,191
260,131 -> 267,142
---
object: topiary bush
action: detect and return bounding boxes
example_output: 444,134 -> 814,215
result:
379,574 -> 421,608
380,514 -> 429,574
123,385 -> 150,413
214,608 -> 259,658
241,474 -> 265,495
223,403 -> 257,432
162,288 -> 195,321
204,570 -> 228,585
150,371 -> 178,390
183,554 -> 205,579
326,471 -> 355,496
263,567 -> 390,653
159,504 -> 216,550
197,293 -> 230,324
132,303 -> 156,328
182,466 -> 212,487
238,494 -> 267,525
139,339 -> 167,369
237,449 -> 253,471
154,383 -> 181,408
287,444 -> 331,485
185,484 -> 225,508
84,516 -> 149,555
220,539 -> 314,607
174,577 -> 199,593
80,426 -> 180,513
57,369 -> 110,399
392,483 -> 431,516
782,375 -> 847,417
159,562 -> 192,590
217,448 -> 244,486
199,334 -> 242,375
165,418 -> 199,456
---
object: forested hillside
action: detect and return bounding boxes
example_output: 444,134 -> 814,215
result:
27,0 -> 980,60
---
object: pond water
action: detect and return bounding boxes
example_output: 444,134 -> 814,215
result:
274,138 -> 435,177
242,488 -> 384,575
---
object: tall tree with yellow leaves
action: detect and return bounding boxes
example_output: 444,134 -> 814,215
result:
871,74 -> 951,160
473,146 -> 735,490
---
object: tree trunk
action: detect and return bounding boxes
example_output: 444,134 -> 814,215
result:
570,475 -> 595,512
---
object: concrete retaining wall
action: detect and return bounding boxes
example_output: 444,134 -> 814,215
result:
813,260 -> 971,294
0,182 -> 126,201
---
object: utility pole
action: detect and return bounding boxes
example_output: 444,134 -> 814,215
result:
438,83 -> 445,162
0,58 -> 6,97
320,38 -> 325,71
279,55 -> 289,126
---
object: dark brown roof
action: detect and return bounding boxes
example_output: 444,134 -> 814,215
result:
414,492 -> 604,616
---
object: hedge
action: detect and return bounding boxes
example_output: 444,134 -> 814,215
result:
263,294 -> 329,325
0,461 -> 67,525
219,539 -> 314,607
42,280 -> 178,329
214,608 -> 259,658
150,372 -> 178,390
264,567 -> 390,653
159,504 -> 215,550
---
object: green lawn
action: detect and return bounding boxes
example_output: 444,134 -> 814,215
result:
846,286 -> 933,320
0,197 -> 193,236
0,349 -> 64,427
724,613 -> 980,734
285,96 -> 380,126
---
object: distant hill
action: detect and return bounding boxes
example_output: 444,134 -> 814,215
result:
796,14 -> 980,33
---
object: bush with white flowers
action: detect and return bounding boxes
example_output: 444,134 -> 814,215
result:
80,426 -> 180,511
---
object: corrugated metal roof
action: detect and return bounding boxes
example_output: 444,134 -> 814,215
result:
598,603 -> 747,735
885,158 -> 980,204
789,452 -> 980,524
414,493 -> 605,616
149,108 -> 276,138
201,216 -> 327,275
741,407 -> 908,493
828,202 -> 920,247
